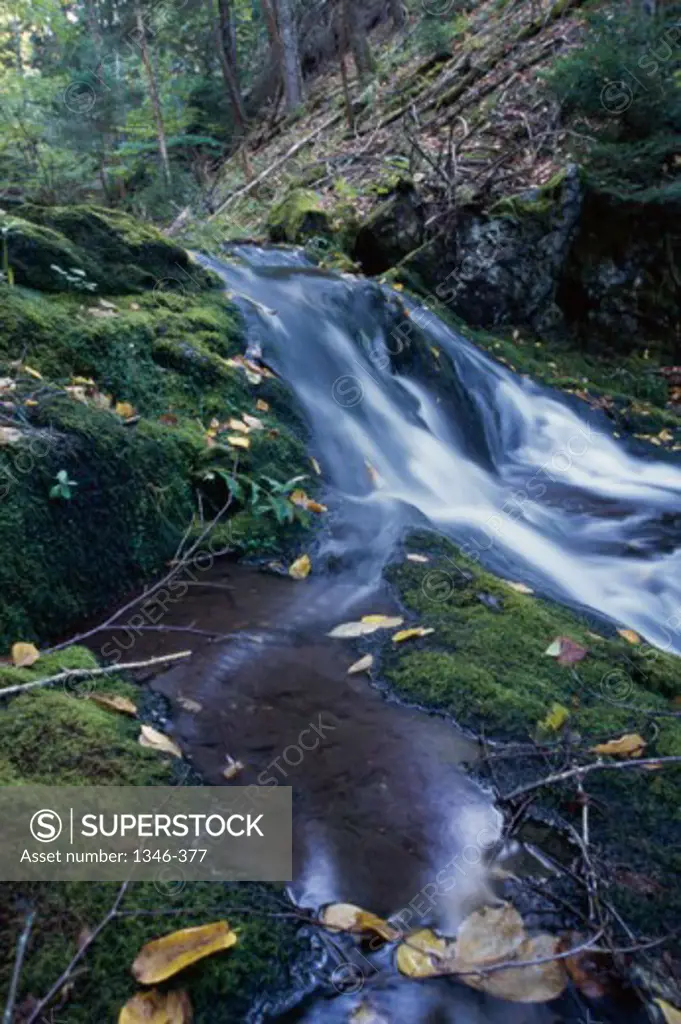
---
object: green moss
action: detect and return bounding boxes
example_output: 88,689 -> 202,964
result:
0,881 -> 301,1023
17,204 -> 216,294
1,213 -> 101,293
267,189 -> 331,244
383,532 -> 681,929
490,169 -> 571,220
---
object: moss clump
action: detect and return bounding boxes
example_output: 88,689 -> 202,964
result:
1,214 -> 101,293
0,285 -> 309,649
490,168 -> 572,220
267,189 -> 331,243
16,204 -> 216,294
383,532 -> 681,930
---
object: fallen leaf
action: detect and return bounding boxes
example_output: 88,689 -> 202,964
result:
328,621 -> 381,639
361,615 -> 403,627
133,921 -> 237,984
115,401 -> 135,419
406,554 -> 429,563
88,693 -> 137,716
656,998 -> 681,1024
242,414 -> 264,430
222,757 -> 244,781
392,627 -> 435,643
455,903 -> 525,966
350,1002 -> 389,1023
99,299 -> 118,310
227,417 -> 250,433
130,302 -> 141,311
396,928 -> 449,978
617,628 -> 640,645
11,642 -> 40,668
22,365 -> 43,380
256,399 -> 269,412
310,456 -> 321,475
159,413 -> 179,426
321,903 -> 400,942
502,580 -> 534,595
537,702 -> 570,733
289,490 -> 327,513
544,636 -> 588,665
347,654 -> 374,675
176,696 -> 202,713
227,435 -> 250,449
139,725 -> 182,759
0,427 -> 22,446
590,733 -> 646,758
289,553 -> 311,579
119,989 -> 192,1024
457,933 -> 567,1003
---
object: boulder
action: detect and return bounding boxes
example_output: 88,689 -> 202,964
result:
353,180 -> 425,274
267,189 -> 331,244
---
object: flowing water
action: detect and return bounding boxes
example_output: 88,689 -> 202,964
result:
135,246 -> 680,1022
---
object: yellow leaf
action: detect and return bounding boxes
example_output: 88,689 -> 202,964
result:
406,553 -> 429,563
396,928 -> 449,978
310,456 -> 321,475
392,627 -> 434,643
306,500 -> 328,514
289,553 -> 311,579
321,903 -> 400,942
132,921 -> 237,984
22,365 -> 43,380
393,282 -> 404,291
71,376 -> 96,386
289,489 -> 309,506
115,401 -> 135,418
227,417 -> 250,433
119,989 -> 191,1024
11,642 -> 40,668
350,1002 -> 389,1023
361,615 -> 403,627
139,725 -> 182,759
256,399 -> 269,412
659,429 -> 674,443
617,628 -> 640,645
430,346 -> 440,359
226,435 -> 250,449
88,693 -> 137,716
656,998 -> 681,1024
537,702 -> 570,733
590,733 -> 646,758
455,903 -> 526,966
347,654 -> 374,675
455,933 -> 567,1003
242,414 -> 264,431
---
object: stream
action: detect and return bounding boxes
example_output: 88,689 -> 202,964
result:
132,246 -> 681,1022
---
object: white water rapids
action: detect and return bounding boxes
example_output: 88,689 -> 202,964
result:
198,246 -> 681,656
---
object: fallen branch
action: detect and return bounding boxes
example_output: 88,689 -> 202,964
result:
502,755 -> 681,803
27,882 -> 129,1024
0,650 -> 191,699
208,111 -> 342,220
3,910 -> 35,1024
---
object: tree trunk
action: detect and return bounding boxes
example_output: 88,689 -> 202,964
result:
215,0 -> 245,130
275,0 -> 303,111
388,0 -> 406,29
134,2 -> 171,185
342,0 -> 375,82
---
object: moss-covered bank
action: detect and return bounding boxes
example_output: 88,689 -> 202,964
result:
379,531 -> 681,933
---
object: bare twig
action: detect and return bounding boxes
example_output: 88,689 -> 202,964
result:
0,650 -> 191,699
503,756 -> 681,803
3,910 -> 35,1024
27,882 -> 129,1024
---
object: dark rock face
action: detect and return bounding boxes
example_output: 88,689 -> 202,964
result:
353,181 -> 425,275
433,165 -> 584,336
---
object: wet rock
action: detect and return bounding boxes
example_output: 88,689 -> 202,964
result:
353,180 -> 425,275
267,188 -> 331,244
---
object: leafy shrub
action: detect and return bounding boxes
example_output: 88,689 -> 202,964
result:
546,4 -> 681,190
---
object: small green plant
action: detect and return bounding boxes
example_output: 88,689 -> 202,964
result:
50,263 -> 98,292
201,469 -> 311,525
1,222 -> 15,286
49,469 -> 78,500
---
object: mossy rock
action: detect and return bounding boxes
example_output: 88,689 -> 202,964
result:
1,214 -> 101,293
16,204 -> 216,294
267,189 -> 331,244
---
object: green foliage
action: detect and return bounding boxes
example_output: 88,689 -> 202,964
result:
545,4 -> 681,192
49,468 -> 78,500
